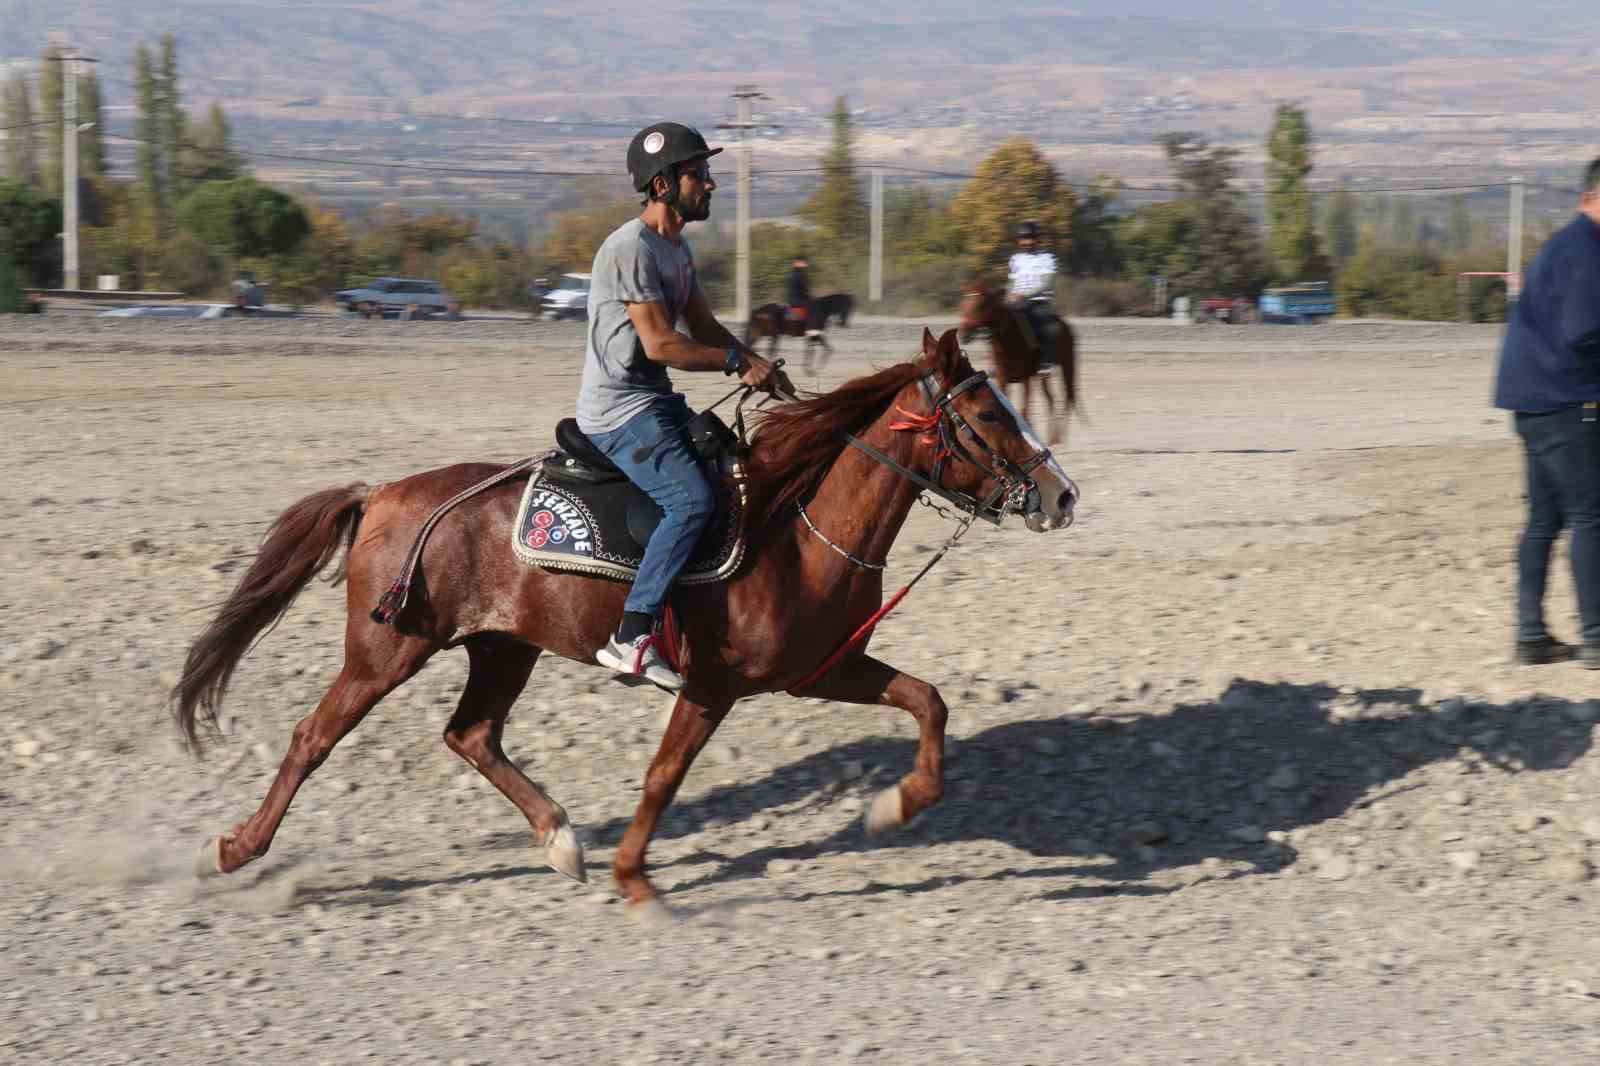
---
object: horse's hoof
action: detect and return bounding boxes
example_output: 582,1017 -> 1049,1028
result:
545,823 -> 588,883
194,836 -> 227,880
863,787 -> 905,836
627,897 -> 674,925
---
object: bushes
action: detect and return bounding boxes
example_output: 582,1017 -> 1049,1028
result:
1062,278 -> 1159,318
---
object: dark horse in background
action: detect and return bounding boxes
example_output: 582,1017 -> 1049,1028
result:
744,292 -> 853,374
957,279 -> 1079,444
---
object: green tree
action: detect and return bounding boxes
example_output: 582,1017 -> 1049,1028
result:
134,43 -> 161,210
41,48 -> 63,198
267,201 -> 357,306
1065,176 -> 1124,277
1264,103 -> 1327,282
1146,132 -> 1269,297
0,243 -> 18,312
1324,189 -> 1358,264
3,74 -> 39,188
0,178 -> 63,285
158,33 -> 187,201
535,197 -> 635,274
949,138 -> 1077,280
79,69 -> 107,183
181,103 -> 243,184
177,178 -> 309,262
800,96 -> 868,281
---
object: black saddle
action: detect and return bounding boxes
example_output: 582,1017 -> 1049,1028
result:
551,418 -> 626,484
529,412 -> 744,565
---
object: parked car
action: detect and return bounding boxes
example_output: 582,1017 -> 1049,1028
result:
541,273 -> 591,321
1259,281 -> 1336,324
99,304 -> 236,319
333,277 -> 453,316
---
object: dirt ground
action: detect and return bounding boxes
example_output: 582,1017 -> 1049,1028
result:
2,314 -> 1597,1065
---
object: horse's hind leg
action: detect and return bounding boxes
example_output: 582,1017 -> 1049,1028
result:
791,655 -> 947,836
203,632 -> 439,876
442,636 -> 585,882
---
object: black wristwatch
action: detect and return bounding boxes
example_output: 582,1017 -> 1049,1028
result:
723,345 -> 743,376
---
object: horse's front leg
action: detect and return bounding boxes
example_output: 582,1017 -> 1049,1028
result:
791,655 -> 946,834
612,691 -> 732,910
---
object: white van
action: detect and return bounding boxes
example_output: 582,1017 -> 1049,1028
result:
542,273 -> 591,321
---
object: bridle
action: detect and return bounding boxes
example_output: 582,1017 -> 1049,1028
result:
840,367 -> 1061,527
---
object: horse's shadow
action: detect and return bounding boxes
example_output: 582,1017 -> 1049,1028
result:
574,678 -> 1596,898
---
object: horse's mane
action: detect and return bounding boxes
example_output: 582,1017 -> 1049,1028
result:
742,360 -> 927,532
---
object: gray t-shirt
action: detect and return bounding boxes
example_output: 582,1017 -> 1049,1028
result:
576,218 -> 704,434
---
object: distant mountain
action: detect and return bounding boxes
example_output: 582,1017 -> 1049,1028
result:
0,2 -> 1583,106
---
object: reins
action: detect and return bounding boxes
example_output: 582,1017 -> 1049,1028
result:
782,361 -> 1054,693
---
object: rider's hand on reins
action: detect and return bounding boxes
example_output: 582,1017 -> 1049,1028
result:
738,351 -> 779,392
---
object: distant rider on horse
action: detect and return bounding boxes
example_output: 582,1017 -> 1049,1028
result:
786,255 -> 819,340
576,122 -> 789,690
1007,221 -> 1059,365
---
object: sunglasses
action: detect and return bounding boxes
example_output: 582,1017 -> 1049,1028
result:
682,161 -> 712,183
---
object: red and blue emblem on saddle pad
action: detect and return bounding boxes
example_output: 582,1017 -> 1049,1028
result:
519,492 -> 594,556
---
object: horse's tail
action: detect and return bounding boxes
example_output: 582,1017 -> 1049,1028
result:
172,483 -> 371,754
1058,322 -> 1084,420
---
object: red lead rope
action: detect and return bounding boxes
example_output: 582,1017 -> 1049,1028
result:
784,514 -> 971,695
785,585 -> 912,695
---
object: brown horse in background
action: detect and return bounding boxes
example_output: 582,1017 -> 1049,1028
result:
957,280 -> 1079,444
172,329 -> 1079,912
744,302 -> 834,373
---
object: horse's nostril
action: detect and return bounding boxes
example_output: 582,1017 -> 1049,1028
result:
1057,490 -> 1076,513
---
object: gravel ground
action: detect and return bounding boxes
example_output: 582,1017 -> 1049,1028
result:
2,315 -> 1598,1065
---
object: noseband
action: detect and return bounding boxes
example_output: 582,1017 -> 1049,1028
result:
843,368 -> 1058,526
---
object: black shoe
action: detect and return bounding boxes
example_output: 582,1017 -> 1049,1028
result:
1580,644 -> 1600,670
1515,636 -> 1576,665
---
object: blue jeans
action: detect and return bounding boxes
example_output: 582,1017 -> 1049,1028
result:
1020,301 -> 1056,365
1515,405 -> 1600,643
587,398 -> 716,620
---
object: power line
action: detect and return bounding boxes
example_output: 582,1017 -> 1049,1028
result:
91,131 -> 1561,199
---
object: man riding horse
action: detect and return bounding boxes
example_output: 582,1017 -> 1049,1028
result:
1008,221 -> 1060,366
577,121 -> 790,691
786,255 -> 819,340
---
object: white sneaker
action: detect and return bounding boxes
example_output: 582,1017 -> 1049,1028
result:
596,634 -> 684,692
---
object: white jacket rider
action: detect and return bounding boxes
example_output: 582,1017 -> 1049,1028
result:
1006,221 -> 1058,355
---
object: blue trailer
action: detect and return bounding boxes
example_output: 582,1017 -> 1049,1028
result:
1259,281 -> 1336,324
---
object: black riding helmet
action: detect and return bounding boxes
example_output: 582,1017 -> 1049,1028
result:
1015,221 -> 1041,240
627,122 -> 724,201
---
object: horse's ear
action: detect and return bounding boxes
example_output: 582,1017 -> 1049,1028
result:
936,328 -> 964,377
921,327 -> 938,361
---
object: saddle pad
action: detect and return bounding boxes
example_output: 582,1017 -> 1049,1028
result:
512,463 -> 746,585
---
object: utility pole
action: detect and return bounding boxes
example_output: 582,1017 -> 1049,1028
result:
869,167 -> 883,304
718,86 -> 764,325
51,50 -> 97,291
1507,174 -> 1525,303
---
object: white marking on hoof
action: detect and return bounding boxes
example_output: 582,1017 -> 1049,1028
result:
628,897 -> 674,925
545,823 -> 588,883
864,787 -> 905,836
194,836 -> 226,880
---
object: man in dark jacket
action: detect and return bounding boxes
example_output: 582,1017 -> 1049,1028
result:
1492,156 -> 1600,667
785,256 -> 816,336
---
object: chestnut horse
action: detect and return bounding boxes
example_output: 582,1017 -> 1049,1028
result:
744,302 -> 834,374
172,328 -> 1079,911
957,280 -> 1079,444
